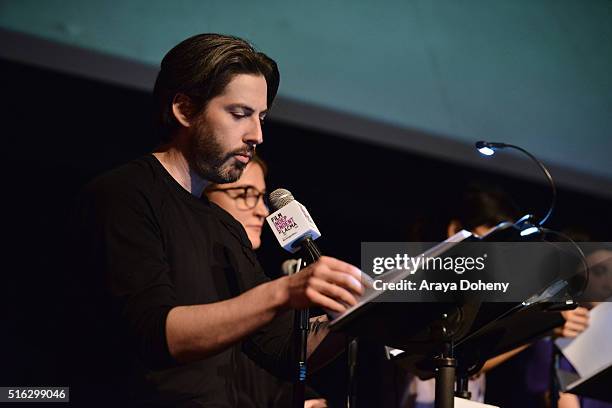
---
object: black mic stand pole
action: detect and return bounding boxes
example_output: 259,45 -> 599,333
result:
292,236 -> 360,408
300,239 -> 359,407
291,236 -> 321,408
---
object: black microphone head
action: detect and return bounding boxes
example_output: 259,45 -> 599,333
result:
269,188 -> 295,211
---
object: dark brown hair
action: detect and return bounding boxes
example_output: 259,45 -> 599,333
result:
453,182 -> 521,231
153,33 -> 280,142
249,154 -> 268,178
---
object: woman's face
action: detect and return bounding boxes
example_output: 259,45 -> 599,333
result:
582,249 -> 612,301
206,162 -> 269,249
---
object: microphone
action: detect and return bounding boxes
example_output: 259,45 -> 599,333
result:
266,188 -> 322,257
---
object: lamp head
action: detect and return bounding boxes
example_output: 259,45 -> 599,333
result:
475,141 -> 506,156
514,214 -> 541,237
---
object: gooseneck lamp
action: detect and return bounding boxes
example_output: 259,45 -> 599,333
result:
475,141 -> 556,228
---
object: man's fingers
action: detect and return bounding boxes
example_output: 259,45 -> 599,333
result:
318,256 -> 364,282
305,287 -> 347,313
312,260 -> 364,295
310,277 -> 358,307
294,256 -> 365,310
317,269 -> 364,296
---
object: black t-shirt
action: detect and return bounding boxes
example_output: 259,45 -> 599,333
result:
69,155 -> 293,407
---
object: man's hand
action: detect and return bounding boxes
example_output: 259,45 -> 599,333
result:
556,306 -> 590,338
282,256 -> 364,313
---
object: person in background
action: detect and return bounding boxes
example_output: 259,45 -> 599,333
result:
556,229 -> 612,408
206,155 -> 329,408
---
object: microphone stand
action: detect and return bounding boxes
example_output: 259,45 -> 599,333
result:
291,236 -> 321,408
298,237 -> 359,408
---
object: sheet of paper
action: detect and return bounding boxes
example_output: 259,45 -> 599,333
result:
556,302 -> 612,378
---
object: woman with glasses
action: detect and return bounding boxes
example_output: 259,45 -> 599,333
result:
205,155 -> 269,250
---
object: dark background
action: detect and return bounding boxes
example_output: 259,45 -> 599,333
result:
2,57 -> 611,402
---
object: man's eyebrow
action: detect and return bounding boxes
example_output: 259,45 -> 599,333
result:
228,104 -> 268,115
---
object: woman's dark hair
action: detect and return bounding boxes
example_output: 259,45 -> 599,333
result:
452,182 -> 521,231
249,154 -> 268,178
153,33 -> 280,142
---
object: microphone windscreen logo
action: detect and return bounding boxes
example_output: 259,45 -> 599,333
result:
270,212 -> 299,235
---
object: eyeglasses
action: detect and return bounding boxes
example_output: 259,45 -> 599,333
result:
208,185 -> 268,210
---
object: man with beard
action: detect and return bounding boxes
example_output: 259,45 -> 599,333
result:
71,33 -> 362,407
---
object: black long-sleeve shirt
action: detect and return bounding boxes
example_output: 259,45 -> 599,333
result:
69,154 -> 293,407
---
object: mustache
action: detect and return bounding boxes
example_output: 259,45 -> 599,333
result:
229,145 -> 255,158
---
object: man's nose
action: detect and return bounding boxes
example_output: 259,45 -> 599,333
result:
245,117 -> 263,146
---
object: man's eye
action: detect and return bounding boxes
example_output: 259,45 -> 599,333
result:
231,112 -> 247,119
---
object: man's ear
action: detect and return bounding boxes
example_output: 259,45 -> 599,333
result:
447,219 -> 462,238
172,93 -> 196,128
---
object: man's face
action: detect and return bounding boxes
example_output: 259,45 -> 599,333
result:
189,73 -> 268,183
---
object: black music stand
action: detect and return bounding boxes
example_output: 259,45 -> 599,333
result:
328,223 -> 580,408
